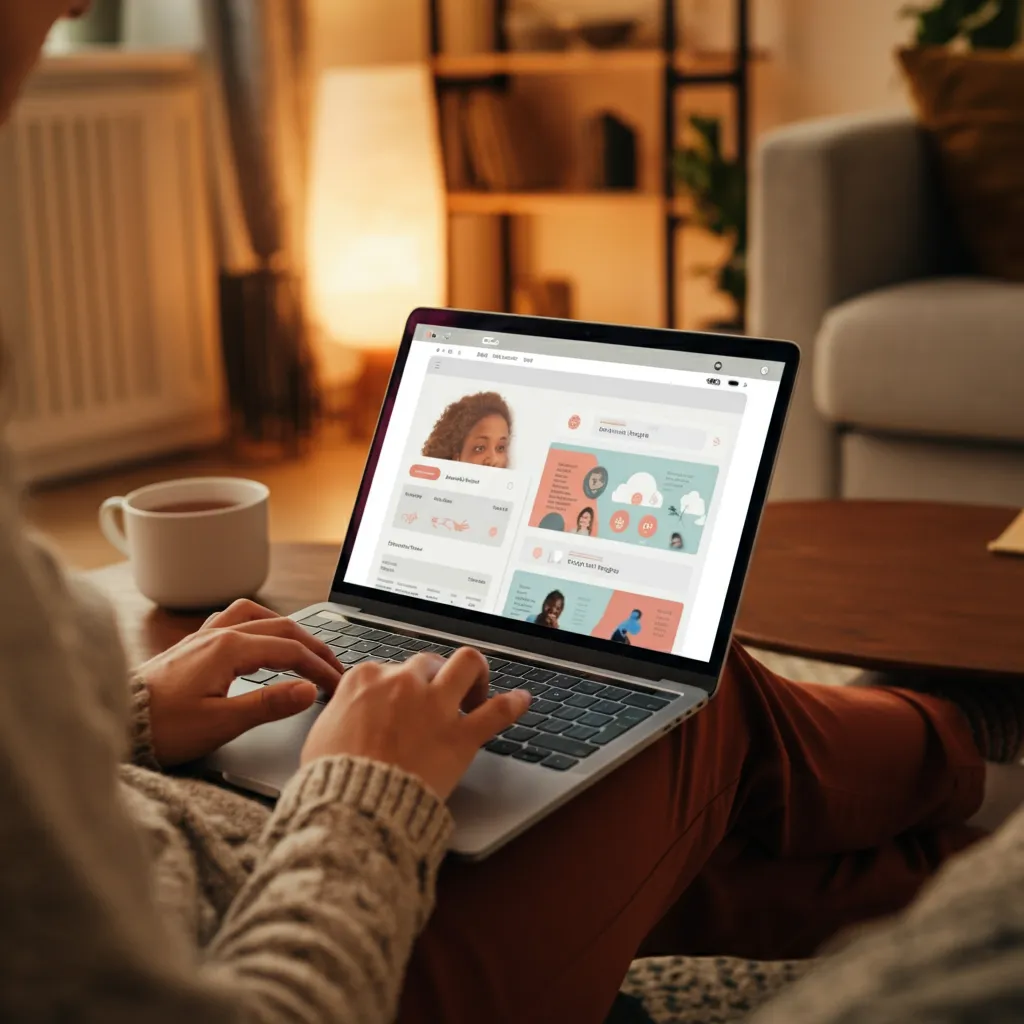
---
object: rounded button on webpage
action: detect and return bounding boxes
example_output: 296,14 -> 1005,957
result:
610,511 -> 630,533
409,464 -> 441,480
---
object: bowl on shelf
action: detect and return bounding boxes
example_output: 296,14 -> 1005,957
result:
577,19 -> 638,50
505,9 -> 572,52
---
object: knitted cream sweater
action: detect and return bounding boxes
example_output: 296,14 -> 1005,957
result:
0,470 -> 451,1022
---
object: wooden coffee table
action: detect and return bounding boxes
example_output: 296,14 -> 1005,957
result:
87,501 -> 1024,683
735,501 -> 1024,682
88,542 -> 341,666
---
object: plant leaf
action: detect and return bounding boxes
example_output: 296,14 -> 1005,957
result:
968,0 -> 1021,45
673,114 -> 748,310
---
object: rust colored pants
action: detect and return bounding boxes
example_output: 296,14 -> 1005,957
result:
398,644 -> 986,1024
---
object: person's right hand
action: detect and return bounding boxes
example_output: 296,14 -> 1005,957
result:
301,647 -> 532,800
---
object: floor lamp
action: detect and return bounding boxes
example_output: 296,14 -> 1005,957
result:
307,64 -> 447,438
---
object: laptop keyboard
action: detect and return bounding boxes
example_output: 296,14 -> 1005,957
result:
239,614 -> 679,774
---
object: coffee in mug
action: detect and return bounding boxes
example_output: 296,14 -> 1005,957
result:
99,477 -> 270,609
148,500 -> 241,515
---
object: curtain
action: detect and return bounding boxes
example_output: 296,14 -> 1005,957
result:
201,0 -> 318,453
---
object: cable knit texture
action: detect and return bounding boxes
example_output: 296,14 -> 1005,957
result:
128,674 -> 161,769
0,448 -> 453,1023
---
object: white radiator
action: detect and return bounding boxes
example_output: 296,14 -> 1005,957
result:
0,52 -> 224,482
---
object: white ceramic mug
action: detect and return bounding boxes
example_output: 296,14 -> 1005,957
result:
99,477 -> 270,609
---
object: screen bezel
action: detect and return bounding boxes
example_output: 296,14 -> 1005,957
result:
328,308 -> 799,689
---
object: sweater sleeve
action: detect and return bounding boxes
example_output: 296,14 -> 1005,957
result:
126,674 -> 162,769
207,757 -> 452,1023
0,478 -> 453,1022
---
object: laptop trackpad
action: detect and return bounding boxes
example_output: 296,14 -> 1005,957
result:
206,680 -> 325,796
209,681 -> 559,857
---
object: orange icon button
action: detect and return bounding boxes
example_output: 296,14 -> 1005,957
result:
409,464 -> 441,480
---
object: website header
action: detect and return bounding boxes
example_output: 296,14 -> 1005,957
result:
426,358 -> 748,414
414,324 -> 786,382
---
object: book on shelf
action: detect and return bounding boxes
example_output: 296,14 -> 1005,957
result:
442,90 -> 556,193
582,112 -> 638,190
440,91 -> 471,190
465,91 -> 513,190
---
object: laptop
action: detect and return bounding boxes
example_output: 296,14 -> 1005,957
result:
206,308 -> 799,860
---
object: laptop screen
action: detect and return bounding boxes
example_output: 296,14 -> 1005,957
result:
343,322 -> 786,665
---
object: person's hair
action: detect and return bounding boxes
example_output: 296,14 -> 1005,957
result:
543,590 -> 565,610
576,506 -> 595,530
671,532 -> 682,542
422,391 -> 512,461
632,609 -> 642,618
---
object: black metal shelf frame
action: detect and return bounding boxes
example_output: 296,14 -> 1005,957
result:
428,0 -> 753,328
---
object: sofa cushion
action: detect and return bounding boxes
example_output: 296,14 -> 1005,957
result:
814,277 -> 1024,443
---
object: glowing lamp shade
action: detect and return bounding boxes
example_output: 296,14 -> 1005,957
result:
307,66 -> 447,352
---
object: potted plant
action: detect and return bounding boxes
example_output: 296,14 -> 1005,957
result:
675,115 -> 747,333
901,0 -> 1021,47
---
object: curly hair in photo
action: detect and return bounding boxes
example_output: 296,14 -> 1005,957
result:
421,391 -> 513,465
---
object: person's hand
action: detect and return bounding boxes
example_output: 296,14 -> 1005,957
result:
301,647 -> 531,800
138,600 -> 343,767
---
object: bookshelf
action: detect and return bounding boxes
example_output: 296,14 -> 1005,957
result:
447,191 -> 695,218
448,190 -> 660,215
433,47 -> 767,80
428,0 -> 758,328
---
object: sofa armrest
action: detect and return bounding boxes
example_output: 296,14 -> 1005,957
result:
751,113 -> 939,499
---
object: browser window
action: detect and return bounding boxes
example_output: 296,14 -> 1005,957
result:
345,324 -> 784,663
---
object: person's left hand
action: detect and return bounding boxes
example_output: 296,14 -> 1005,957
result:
137,600 -> 344,767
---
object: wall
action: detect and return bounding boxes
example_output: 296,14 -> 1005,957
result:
121,0 -> 203,48
310,0 -> 424,68
778,0 -> 910,120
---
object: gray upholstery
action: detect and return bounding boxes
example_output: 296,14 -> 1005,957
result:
841,433 -> 1024,505
816,278 -> 1024,443
753,112 -> 1024,505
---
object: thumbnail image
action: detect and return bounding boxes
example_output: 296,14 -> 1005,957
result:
527,589 -> 564,628
421,391 -> 513,469
574,506 -> 596,536
582,467 -> 609,499
609,609 -> 643,644
529,444 -> 719,553
502,571 -> 684,654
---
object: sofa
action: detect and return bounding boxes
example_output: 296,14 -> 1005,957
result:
751,112 -> 1024,506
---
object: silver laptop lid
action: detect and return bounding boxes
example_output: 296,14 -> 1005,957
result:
327,309 -> 798,693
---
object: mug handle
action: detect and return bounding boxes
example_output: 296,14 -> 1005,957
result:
99,497 -> 130,556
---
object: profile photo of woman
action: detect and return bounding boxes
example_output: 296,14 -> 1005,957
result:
610,609 -> 643,644
421,391 -> 512,468
528,590 -> 564,629
574,507 -> 595,536
670,533 -> 683,550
